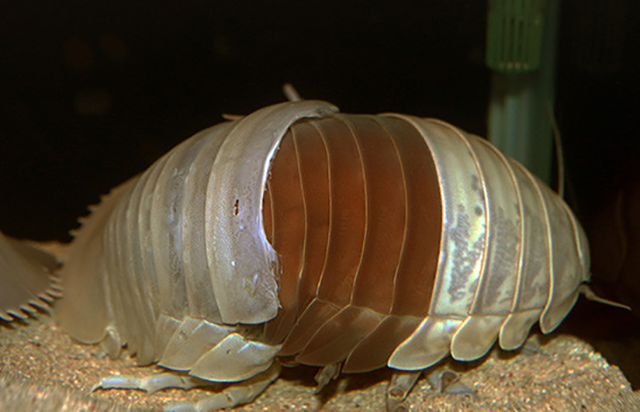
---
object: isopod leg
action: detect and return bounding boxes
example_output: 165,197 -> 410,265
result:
313,362 -> 341,393
386,370 -> 421,412
425,369 -> 473,395
99,327 -> 123,359
92,372 -> 206,393
93,362 -> 281,412
165,362 -> 282,412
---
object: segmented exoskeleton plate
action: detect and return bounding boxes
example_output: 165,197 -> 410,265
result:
57,100 -> 590,411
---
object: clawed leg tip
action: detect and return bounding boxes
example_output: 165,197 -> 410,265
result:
385,370 -> 422,412
427,369 -> 474,396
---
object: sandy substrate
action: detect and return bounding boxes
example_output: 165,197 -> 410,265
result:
1,242 -> 639,411
1,312 -> 639,412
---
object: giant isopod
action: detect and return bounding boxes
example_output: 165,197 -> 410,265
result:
56,99 -> 590,411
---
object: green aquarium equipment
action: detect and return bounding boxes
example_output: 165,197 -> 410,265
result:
486,0 -> 559,185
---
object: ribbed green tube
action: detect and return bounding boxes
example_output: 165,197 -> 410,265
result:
486,0 -> 558,186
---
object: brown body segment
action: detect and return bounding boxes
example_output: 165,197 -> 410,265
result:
263,114 -> 443,372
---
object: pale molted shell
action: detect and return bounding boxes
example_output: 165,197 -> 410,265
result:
0,231 -> 61,321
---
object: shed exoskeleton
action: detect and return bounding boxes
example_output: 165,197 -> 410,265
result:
0,230 -> 61,321
56,99 -> 590,411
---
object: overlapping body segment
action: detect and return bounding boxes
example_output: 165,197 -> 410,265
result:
56,99 -> 590,411
262,114 -> 443,372
263,111 -> 589,372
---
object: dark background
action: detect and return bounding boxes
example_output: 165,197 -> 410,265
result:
0,0 -> 637,242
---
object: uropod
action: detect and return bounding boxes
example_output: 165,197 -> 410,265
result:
57,98 -> 590,411
0,230 -> 61,321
